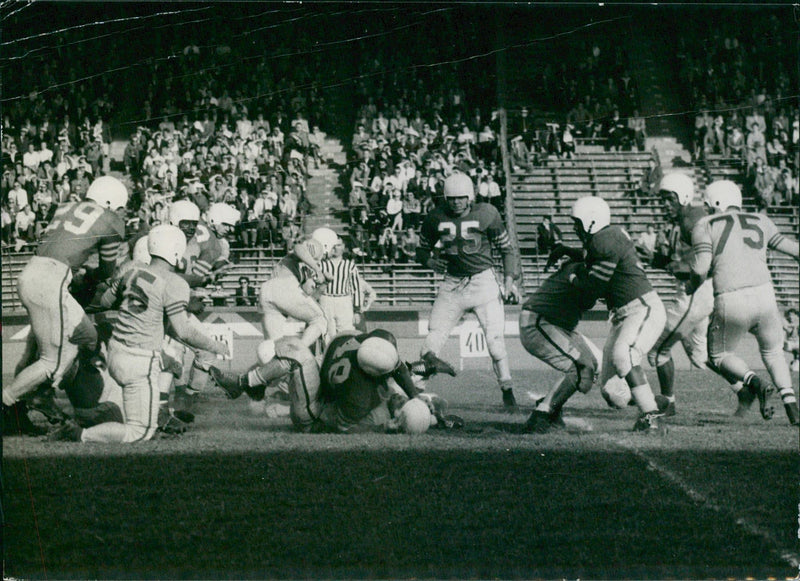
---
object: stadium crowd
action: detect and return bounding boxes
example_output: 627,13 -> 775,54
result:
677,11 -> 799,210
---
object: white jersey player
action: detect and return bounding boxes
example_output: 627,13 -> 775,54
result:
258,227 -> 335,349
689,180 -> 799,425
3,176 -> 128,436
48,225 -> 229,442
646,172 -> 715,415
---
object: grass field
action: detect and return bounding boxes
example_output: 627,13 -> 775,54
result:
3,368 -> 799,580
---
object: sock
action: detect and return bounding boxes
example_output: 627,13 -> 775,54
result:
778,387 -> 797,405
630,385 -> 659,414
538,376 -> 578,414
656,359 -> 675,398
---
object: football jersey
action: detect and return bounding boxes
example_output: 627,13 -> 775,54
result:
277,238 -> 325,284
186,222 -> 229,279
691,210 -> 785,295
319,333 -> 387,424
668,204 -> 709,273
575,225 -> 653,310
37,200 -> 125,272
420,202 -> 511,277
522,262 -> 595,331
107,263 -> 190,351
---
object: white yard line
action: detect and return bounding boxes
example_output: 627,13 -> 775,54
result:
600,432 -> 800,572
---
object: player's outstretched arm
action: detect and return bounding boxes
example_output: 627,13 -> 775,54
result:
168,311 -> 228,356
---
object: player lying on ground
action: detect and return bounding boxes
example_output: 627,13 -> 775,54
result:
209,330 -> 461,434
689,180 -> 799,426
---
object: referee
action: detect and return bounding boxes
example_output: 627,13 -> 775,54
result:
319,236 -> 365,345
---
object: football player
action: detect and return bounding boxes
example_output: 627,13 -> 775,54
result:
556,196 -> 667,432
258,226 -> 336,349
519,259 -> 600,432
416,172 -> 521,411
646,172 -> 717,415
208,330 -> 459,433
48,225 -> 229,442
131,199 -> 222,430
3,176 -> 128,436
689,180 -> 800,425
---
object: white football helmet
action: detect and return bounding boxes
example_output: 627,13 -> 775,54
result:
705,180 -> 742,212
443,172 -> 475,202
311,227 -> 341,257
397,398 -> 432,434
207,203 -> 241,235
571,196 -> 610,236
86,175 -> 129,211
147,224 -> 187,266
357,336 -> 399,376
169,200 -> 201,226
658,172 -> 695,206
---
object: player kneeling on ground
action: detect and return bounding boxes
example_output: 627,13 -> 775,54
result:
209,330 -> 461,434
48,225 -> 229,443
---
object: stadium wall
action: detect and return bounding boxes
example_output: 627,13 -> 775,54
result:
1,306 -> 767,376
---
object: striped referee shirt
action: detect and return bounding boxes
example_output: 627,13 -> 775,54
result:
319,257 -> 363,310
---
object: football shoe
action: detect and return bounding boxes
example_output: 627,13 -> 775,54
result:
784,402 -> 799,426
655,395 -> 676,417
2,402 -> 47,436
502,387 -> 518,412
745,374 -> 774,420
26,386 -> 69,424
46,419 -> 83,442
209,367 -> 245,399
632,411 -> 665,433
524,409 -> 565,434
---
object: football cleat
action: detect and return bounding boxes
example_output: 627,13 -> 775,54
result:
156,407 -> 191,435
734,384 -> 756,417
784,402 -> 799,426
524,409 -> 565,434
420,352 -> 457,378
2,402 -> 47,437
655,395 -> 676,417
46,419 -> 83,442
434,414 -> 465,430
745,374 -> 774,420
209,367 -> 245,399
632,412 -> 665,433
502,387 -> 518,412
26,387 -> 69,424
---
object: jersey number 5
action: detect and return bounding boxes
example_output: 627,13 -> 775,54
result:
710,214 -> 763,255
124,270 -> 158,315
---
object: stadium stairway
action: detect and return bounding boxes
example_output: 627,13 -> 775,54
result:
302,134 -> 349,238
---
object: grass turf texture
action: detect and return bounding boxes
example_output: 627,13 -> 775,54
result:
3,369 -> 799,579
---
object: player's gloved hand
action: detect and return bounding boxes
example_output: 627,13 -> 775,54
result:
186,295 -> 206,315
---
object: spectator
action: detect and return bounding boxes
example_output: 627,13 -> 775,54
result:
1,204 -> 13,246
631,157 -> 663,211
235,276 -> 258,307
398,226 -> 420,263
745,122 -> 767,170
14,203 -> 36,250
784,307 -> 800,372
536,215 -> 562,255
477,171 -> 503,214
749,155 -> 775,211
